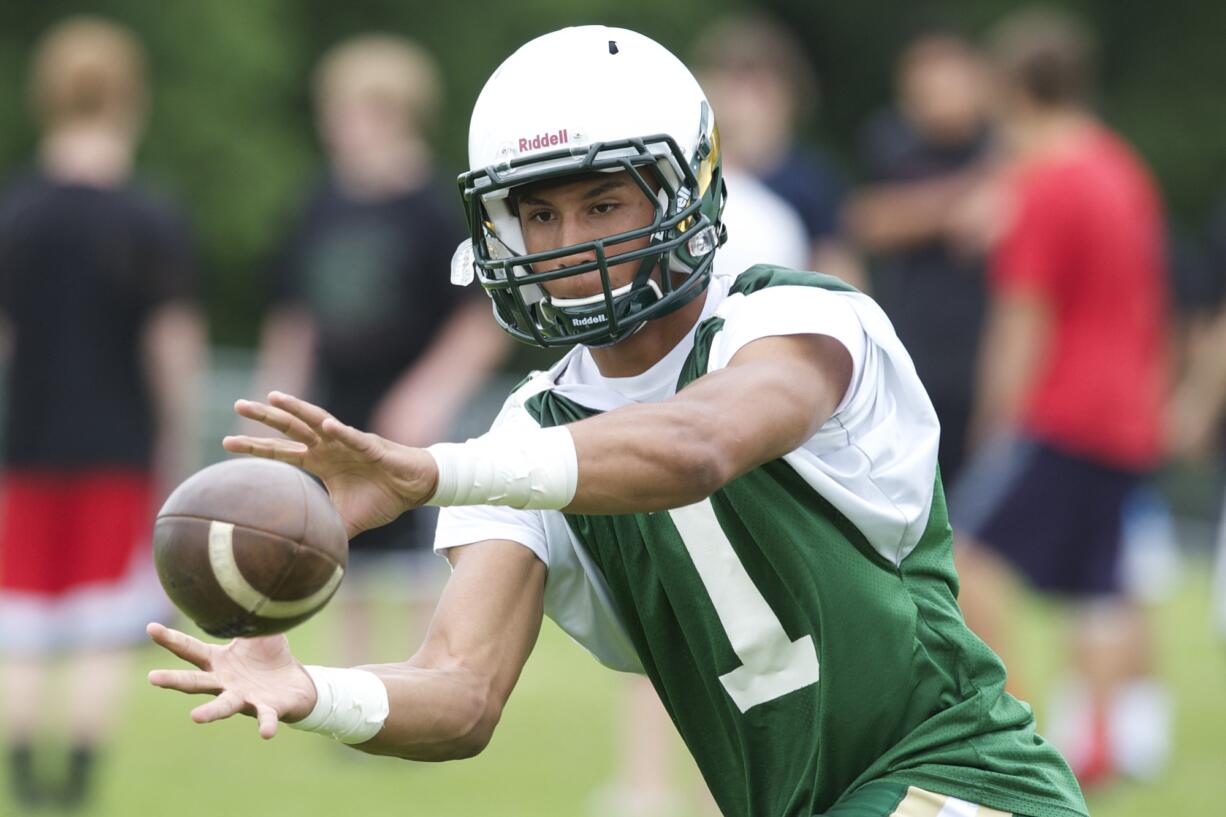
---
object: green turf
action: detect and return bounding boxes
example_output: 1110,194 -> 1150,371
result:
3,560 -> 1223,817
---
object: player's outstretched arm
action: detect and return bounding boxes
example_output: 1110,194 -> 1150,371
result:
148,539 -> 544,760
227,335 -> 849,520
563,333 -> 852,514
353,539 -> 545,760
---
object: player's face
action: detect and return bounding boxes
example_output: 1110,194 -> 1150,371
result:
515,171 -> 657,299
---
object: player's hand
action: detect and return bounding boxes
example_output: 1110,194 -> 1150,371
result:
222,391 -> 439,537
146,622 -> 316,739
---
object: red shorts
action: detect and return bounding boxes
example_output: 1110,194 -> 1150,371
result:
0,470 -> 154,595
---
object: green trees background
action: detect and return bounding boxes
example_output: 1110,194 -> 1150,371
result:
0,0 -> 1222,343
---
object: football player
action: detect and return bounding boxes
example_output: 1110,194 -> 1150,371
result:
149,27 -> 1088,817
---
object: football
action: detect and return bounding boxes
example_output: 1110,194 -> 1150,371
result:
153,458 -> 348,638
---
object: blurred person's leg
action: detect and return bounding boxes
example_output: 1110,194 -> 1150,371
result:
2,654 -> 47,810
589,677 -> 687,817
1094,484 -> 1175,781
1065,472 -> 1168,785
337,566 -> 378,666
963,448 -> 1169,787
1214,490 -> 1226,641
400,554 -> 451,654
338,521 -> 398,665
338,509 -> 445,666
1070,599 -> 1168,783
48,471 -> 160,808
0,473 -> 65,810
61,647 -> 131,807
338,553 -> 449,665
949,434 -> 1168,786
2,655 -> 45,739
399,507 -> 447,653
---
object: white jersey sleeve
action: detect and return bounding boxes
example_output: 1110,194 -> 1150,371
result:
706,283 -> 868,415
706,283 -> 942,567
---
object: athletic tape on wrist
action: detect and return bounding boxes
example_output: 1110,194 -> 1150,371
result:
426,425 -> 578,510
290,665 -> 389,744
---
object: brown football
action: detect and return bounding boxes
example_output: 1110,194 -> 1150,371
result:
153,458 -> 348,638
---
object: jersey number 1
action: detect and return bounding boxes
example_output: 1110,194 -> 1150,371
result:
669,499 -> 820,713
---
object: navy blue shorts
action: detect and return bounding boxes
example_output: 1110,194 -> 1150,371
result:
949,435 -> 1142,597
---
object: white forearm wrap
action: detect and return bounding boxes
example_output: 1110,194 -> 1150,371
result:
289,665 -> 390,745
425,426 -> 578,510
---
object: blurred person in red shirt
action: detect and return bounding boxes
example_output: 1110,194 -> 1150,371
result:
250,35 -> 508,670
0,17 -> 205,812
951,8 -> 1171,788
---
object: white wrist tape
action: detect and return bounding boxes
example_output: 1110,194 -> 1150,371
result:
426,426 -> 578,510
289,665 -> 390,745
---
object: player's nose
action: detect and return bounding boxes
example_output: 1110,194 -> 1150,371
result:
543,219 -> 599,272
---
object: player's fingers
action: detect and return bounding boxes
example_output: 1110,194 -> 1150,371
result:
148,669 -> 221,695
221,435 -> 308,466
267,391 -> 334,433
147,622 -> 212,669
320,417 -> 383,458
234,400 -> 319,445
190,689 -> 244,724
255,703 -> 279,740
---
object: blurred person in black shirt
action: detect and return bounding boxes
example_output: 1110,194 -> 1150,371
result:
251,35 -> 508,666
0,17 -> 205,812
845,29 -> 994,486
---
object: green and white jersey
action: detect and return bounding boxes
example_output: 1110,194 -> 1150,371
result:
435,267 -> 1087,817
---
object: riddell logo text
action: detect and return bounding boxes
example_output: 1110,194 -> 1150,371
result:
571,314 -> 607,326
519,129 -> 569,152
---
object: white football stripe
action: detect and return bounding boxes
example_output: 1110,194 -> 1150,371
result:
207,521 -> 344,619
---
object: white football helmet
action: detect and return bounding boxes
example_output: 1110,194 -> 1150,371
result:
453,25 -> 726,347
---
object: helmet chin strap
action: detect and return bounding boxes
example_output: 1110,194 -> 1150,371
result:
546,278 -> 662,309
537,277 -> 665,345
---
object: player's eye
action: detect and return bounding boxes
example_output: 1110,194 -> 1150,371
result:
526,209 -> 555,224
590,201 -> 619,215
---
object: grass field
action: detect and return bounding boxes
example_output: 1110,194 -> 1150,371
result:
3,556 -> 1224,817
